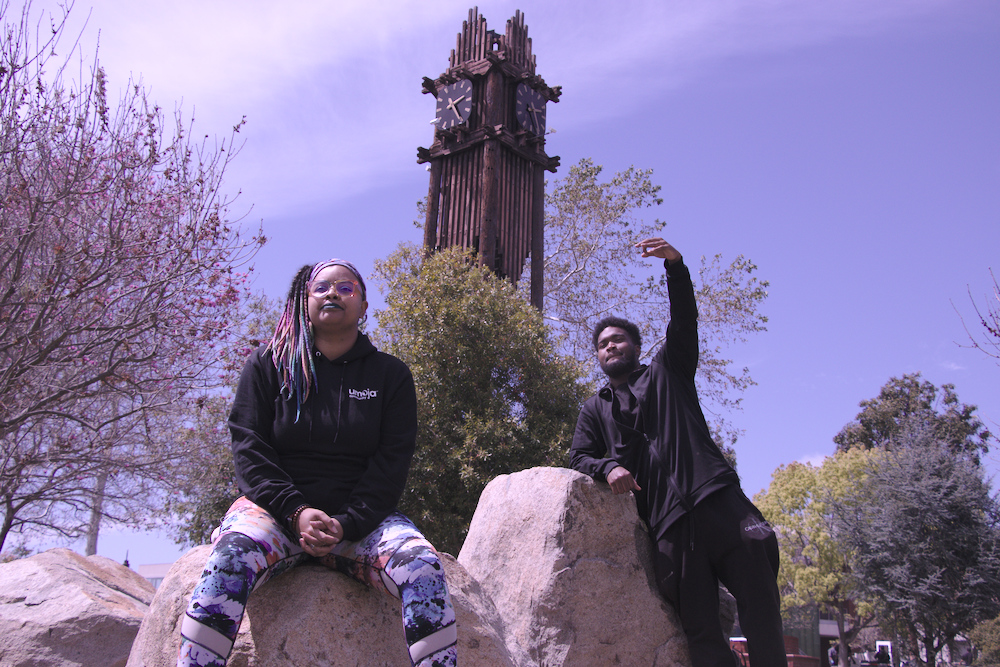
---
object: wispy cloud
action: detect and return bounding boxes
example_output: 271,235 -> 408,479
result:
40,0 -> 953,215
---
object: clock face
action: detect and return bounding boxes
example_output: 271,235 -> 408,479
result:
436,79 -> 474,130
515,82 -> 546,136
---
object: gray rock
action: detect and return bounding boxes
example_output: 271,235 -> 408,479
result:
0,547 -> 155,667
129,467 -> 736,666
458,466 -> 692,667
127,545 -> 515,667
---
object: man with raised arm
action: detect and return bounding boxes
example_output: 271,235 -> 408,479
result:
570,237 -> 785,667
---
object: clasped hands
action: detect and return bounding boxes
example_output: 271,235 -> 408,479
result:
297,507 -> 343,557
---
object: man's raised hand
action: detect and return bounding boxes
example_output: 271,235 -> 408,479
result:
635,237 -> 681,263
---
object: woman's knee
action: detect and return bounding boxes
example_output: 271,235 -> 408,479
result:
385,539 -> 446,589
183,531 -> 270,655
193,532 -> 270,602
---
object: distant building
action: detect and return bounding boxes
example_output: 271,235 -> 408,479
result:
136,563 -> 173,589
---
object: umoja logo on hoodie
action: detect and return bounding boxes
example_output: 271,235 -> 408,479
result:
349,388 -> 378,400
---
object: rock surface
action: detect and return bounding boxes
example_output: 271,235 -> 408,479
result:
0,547 -> 155,667
0,467 -> 735,666
126,545 -> 517,667
459,466 -> 692,667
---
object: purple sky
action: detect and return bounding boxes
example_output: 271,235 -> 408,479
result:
25,0 -> 1000,565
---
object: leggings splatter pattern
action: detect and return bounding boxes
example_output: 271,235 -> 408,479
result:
177,497 -> 457,667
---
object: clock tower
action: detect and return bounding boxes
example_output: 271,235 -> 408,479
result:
418,8 -> 560,309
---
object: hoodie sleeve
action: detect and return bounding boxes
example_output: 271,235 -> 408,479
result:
569,396 -> 620,481
331,356 -> 417,541
656,258 -> 699,381
229,347 -> 309,525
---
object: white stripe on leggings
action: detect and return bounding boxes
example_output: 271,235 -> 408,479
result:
181,614 -> 234,659
378,568 -> 400,598
408,621 -> 458,664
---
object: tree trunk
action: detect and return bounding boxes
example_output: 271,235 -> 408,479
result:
84,472 -> 108,556
923,635 -> 936,667
0,498 -> 14,552
837,614 -> 848,667
835,607 -> 864,667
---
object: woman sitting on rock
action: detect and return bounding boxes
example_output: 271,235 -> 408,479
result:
177,259 -> 457,667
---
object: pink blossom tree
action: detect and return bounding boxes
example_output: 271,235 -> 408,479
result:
0,1 -> 264,553
962,269 -> 1000,367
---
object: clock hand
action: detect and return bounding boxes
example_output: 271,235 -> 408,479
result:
446,94 -> 467,117
529,105 -> 543,131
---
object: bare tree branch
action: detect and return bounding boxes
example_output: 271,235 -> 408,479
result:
0,1 -> 263,552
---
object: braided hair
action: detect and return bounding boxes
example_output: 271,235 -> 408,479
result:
265,259 -> 367,419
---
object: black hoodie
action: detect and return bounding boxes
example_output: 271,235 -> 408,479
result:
229,333 -> 417,541
569,259 -> 739,539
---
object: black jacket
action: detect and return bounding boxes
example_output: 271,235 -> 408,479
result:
569,259 -> 739,538
229,333 -> 417,541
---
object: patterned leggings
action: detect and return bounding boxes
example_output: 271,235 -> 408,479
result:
177,497 -> 458,667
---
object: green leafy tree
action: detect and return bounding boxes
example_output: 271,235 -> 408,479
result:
372,244 -> 589,554
164,292 -> 281,547
164,394 -> 238,547
534,158 -> 769,449
831,420 -> 1000,667
967,613 -> 1000,665
754,447 -> 879,667
834,373 -> 992,461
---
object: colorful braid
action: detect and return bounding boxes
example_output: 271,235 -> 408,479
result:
266,264 -> 316,420
265,259 -> 367,420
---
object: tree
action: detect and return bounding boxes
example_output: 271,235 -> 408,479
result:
533,158 -> 769,449
961,269 -> 1000,367
754,448 -> 879,667
0,1 -> 263,553
967,613 -> 1000,665
164,394 -> 238,547
831,420 -> 1000,667
164,292 -> 280,547
834,373 -> 992,462
372,244 -> 590,554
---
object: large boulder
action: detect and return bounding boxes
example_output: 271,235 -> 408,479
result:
130,467 -> 735,666
0,547 -> 155,667
127,545 -> 518,667
458,466 -> 692,667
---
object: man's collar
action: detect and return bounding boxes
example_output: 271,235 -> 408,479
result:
598,364 -> 648,400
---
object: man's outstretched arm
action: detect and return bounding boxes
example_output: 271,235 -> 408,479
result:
638,237 -> 699,378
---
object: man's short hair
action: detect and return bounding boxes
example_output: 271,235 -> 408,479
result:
593,316 -> 641,350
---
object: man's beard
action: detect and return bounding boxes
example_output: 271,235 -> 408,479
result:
600,352 -> 638,380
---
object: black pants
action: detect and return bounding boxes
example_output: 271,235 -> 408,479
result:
654,486 -> 785,667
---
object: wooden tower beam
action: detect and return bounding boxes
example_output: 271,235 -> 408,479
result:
418,7 -> 561,309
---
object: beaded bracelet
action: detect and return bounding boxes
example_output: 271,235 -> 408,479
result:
288,504 -> 309,537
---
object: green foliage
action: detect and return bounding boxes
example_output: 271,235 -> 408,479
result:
754,447 -> 879,662
831,420 -> 1000,667
538,157 -> 666,368
164,395 -> 239,546
834,373 -> 992,461
164,292 -> 280,547
373,244 -> 590,554
536,158 -> 769,448
968,613 -> 1000,665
